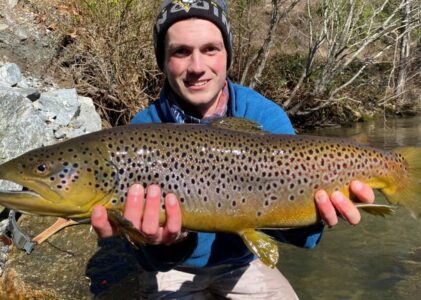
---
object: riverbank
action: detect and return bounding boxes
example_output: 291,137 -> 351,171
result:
1,1 -> 419,129
0,0 -> 421,128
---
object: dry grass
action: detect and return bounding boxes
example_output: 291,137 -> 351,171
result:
28,0 -> 162,127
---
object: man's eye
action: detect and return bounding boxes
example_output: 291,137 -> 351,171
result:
205,47 -> 219,54
173,48 -> 189,56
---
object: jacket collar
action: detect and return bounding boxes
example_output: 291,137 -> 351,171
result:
155,79 -> 235,124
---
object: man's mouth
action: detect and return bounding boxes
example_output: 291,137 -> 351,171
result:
185,79 -> 210,87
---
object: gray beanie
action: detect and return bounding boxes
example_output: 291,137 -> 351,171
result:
154,0 -> 233,71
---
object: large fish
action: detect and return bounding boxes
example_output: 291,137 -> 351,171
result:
0,118 -> 420,267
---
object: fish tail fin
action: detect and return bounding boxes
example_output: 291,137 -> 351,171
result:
384,147 -> 421,218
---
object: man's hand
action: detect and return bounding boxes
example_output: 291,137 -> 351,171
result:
315,180 -> 375,227
91,184 -> 183,245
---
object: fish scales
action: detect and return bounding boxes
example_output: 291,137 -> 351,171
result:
0,124 -> 406,225
1,118 -> 420,267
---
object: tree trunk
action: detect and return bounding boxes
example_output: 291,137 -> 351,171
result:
396,0 -> 411,108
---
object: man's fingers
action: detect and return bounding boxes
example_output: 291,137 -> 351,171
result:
141,184 -> 162,240
331,191 -> 361,225
350,180 -> 375,204
315,190 -> 338,227
91,205 -> 114,238
162,193 -> 182,244
123,184 -> 144,229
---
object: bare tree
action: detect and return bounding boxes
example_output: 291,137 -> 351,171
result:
239,0 -> 303,88
395,0 -> 413,110
284,0 -> 421,117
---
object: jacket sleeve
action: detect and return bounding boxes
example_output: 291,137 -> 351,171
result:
133,233 -> 198,271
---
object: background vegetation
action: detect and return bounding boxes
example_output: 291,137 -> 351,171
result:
26,0 -> 421,128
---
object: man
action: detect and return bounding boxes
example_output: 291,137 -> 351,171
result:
90,1 -> 375,298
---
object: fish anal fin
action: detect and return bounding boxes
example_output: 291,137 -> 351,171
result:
239,229 -> 279,268
107,210 -> 146,247
210,117 -> 267,135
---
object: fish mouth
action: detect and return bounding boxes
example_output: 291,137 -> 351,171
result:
0,180 -> 83,217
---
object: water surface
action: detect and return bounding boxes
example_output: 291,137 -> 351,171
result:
280,116 -> 421,300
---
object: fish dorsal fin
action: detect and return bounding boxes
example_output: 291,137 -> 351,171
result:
210,117 -> 267,134
349,133 -> 370,145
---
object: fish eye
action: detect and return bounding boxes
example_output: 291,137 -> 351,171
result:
34,162 -> 49,174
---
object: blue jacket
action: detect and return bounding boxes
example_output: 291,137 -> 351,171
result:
129,81 -> 324,270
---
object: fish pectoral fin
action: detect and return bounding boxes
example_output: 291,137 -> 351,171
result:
355,203 -> 395,217
107,210 -> 146,247
239,229 -> 279,268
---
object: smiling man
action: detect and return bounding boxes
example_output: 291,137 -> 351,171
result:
164,18 -> 228,118
90,1 -> 375,298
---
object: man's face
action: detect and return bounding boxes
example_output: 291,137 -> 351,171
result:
164,18 -> 227,117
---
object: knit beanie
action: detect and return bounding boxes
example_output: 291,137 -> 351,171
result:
154,0 -> 233,71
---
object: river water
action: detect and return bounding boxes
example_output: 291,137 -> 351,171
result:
280,116 -> 421,300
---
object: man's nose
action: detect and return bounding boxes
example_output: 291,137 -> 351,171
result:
187,51 -> 205,74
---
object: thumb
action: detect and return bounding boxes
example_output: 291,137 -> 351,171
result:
91,205 -> 115,238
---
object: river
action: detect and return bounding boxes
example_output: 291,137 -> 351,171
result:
280,116 -> 421,300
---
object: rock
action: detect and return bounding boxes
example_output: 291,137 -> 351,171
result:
0,63 -> 22,87
6,0 -> 19,9
0,85 -> 40,101
0,91 -> 52,190
14,27 -> 28,41
34,88 -> 80,127
23,88 -> 40,101
16,75 -> 44,90
0,23 -> 9,31
67,96 -> 102,138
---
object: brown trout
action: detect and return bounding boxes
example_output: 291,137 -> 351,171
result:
0,118 -> 420,267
